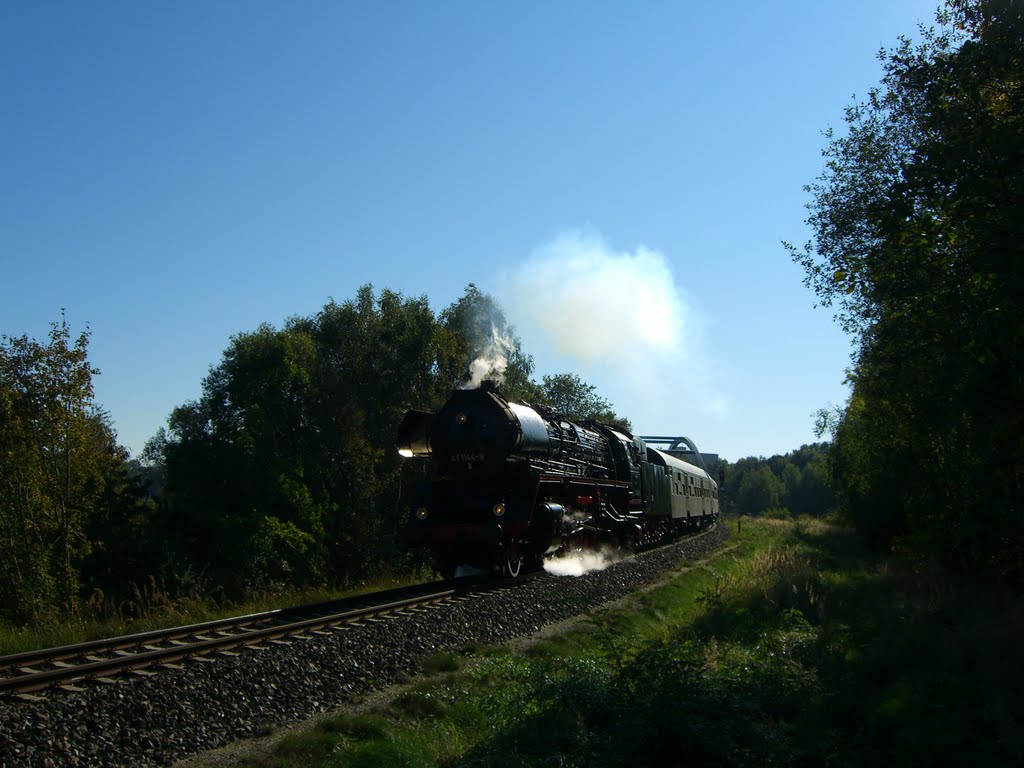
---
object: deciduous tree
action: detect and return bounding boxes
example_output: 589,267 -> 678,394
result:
788,0 -> 1023,577
540,373 -> 632,432
159,287 -> 456,592
0,315 -> 129,619
438,284 -> 542,402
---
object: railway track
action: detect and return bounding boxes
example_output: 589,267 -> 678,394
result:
0,525 -> 714,700
0,578 -> 498,698
0,526 -> 727,767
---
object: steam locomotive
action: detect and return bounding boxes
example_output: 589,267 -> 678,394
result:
397,382 -> 718,577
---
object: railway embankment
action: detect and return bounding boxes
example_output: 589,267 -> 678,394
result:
0,526 -> 727,766
183,517 -> 1022,768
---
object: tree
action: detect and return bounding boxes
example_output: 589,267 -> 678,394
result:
158,286 -> 456,593
308,286 -> 453,578
0,315 -> 131,620
540,373 -> 632,432
788,0 -> 1024,577
160,321 -> 327,592
720,444 -> 834,518
736,465 -> 784,516
79,423 -> 162,604
438,284 -> 543,402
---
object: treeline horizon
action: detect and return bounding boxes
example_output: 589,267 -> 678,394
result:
1,282 -> 837,628
716,443 -> 835,521
0,284 -> 654,627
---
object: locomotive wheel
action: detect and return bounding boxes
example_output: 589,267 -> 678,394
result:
504,542 -> 523,578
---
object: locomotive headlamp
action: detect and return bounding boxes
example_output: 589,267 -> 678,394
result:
416,507 -> 429,520
493,502 -> 506,517
456,412 -> 468,425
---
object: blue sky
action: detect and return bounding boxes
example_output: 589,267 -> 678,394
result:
1,1 -> 939,461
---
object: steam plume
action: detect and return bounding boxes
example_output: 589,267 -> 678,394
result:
507,231 -> 689,367
503,229 -> 726,423
464,323 -> 516,389
544,546 -> 623,577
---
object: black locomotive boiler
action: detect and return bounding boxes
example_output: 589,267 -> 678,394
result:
397,382 -> 718,577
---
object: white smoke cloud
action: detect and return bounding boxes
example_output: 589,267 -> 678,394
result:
502,229 -> 727,427
464,323 -> 515,389
507,231 -> 689,368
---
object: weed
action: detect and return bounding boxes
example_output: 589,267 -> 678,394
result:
315,713 -> 388,739
392,690 -> 448,719
421,651 -> 460,675
586,609 -> 633,671
695,572 -> 724,611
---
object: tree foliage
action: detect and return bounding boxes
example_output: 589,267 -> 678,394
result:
789,0 -> 1024,577
438,283 -> 542,402
539,373 -> 632,432
722,444 -> 834,518
159,286 -> 456,593
0,315 -> 137,621
737,465 -> 784,516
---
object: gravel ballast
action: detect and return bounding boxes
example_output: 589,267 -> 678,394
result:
0,524 -> 729,767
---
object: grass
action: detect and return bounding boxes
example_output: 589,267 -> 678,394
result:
0,572 -> 430,656
201,516 -> 1023,767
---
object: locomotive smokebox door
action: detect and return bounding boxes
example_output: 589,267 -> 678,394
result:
431,387 -> 521,478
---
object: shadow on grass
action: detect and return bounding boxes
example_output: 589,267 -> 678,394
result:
452,521 -> 1023,767
450,647 -> 817,768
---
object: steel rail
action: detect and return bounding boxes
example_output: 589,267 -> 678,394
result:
0,579 -> 452,674
0,524 -> 715,698
0,588 -> 459,696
